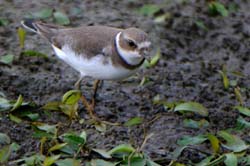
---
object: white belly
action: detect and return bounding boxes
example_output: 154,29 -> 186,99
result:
52,45 -> 136,80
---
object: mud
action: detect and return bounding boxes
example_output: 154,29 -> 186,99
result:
0,0 -> 250,165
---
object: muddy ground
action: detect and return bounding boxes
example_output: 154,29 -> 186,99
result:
0,0 -> 250,165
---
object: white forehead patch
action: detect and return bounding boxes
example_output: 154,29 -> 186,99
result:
138,41 -> 151,49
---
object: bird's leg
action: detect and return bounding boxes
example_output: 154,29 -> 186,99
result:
91,80 -> 101,108
80,94 -> 97,120
80,80 -> 120,126
80,80 -> 100,121
75,76 -> 96,119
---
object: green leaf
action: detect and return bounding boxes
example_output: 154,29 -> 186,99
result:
94,122 -> 107,132
11,95 -> 23,111
214,2 -> 229,17
143,49 -> 161,69
9,114 -> 22,123
62,90 -> 81,105
80,131 -> 87,142
234,87 -> 243,106
48,143 -> 67,153
43,101 -> 61,111
174,102 -> 208,117
139,76 -> 150,86
183,119 -> 209,129
53,11 -> 70,25
25,113 -> 39,121
11,109 -> 39,121
32,128 -> 54,139
18,27 -> 26,49
60,104 -> 79,119
43,155 -> 60,166
63,133 -> 86,146
138,4 -> 161,16
218,131 -> 249,152
0,143 -> 20,163
0,145 -> 11,163
230,80 -> 238,87
143,59 -> 150,68
195,155 -> 215,166
0,97 -> 11,112
32,122 -> 57,134
195,20 -> 208,31
171,146 -> 187,160
10,142 -> 20,151
238,156 -> 250,165
177,135 -> 207,146
21,50 -> 48,59
146,159 -> 161,166
33,8 -> 53,19
174,162 -> 186,166
236,116 -> 250,130
124,117 -> 143,127
0,18 -> 9,26
154,13 -> 171,24
92,149 -> 112,159
207,155 -> 226,166
108,144 -> 135,157
88,159 -> 116,166
207,134 -> 219,153
121,157 -> 146,166
59,145 -> 75,155
60,132 -> 86,153
149,48 -> 161,67
0,133 -> 10,144
224,153 -> 237,166
56,158 -> 81,166
22,154 -> 45,165
235,106 -> 250,116
209,2 -> 229,17
218,69 -> 229,90
0,54 -> 14,64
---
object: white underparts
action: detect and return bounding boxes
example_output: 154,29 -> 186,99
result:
115,32 -> 143,65
52,45 -> 136,80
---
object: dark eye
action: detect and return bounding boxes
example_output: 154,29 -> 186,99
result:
127,40 -> 137,48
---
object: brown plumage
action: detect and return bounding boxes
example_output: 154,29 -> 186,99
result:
22,20 -> 149,70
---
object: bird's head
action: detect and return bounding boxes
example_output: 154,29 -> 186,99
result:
115,27 -> 151,66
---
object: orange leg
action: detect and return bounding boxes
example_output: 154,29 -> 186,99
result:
80,80 -> 120,126
80,80 -> 100,120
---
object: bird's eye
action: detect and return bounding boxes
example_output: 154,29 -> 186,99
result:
127,40 -> 137,48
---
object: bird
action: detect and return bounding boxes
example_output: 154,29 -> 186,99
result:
21,19 -> 151,121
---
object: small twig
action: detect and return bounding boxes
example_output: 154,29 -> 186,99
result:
147,113 -> 162,125
138,133 -> 154,152
99,120 -> 120,126
127,150 -> 137,166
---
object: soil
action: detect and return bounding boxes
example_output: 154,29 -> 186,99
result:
0,0 -> 250,165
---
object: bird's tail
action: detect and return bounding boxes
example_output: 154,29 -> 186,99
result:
21,19 -> 39,33
21,19 -> 61,42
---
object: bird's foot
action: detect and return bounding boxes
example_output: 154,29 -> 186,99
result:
80,95 -> 120,126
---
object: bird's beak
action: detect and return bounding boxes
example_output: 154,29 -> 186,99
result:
139,48 -> 150,59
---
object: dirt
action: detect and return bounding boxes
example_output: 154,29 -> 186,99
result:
0,0 -> 250,165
